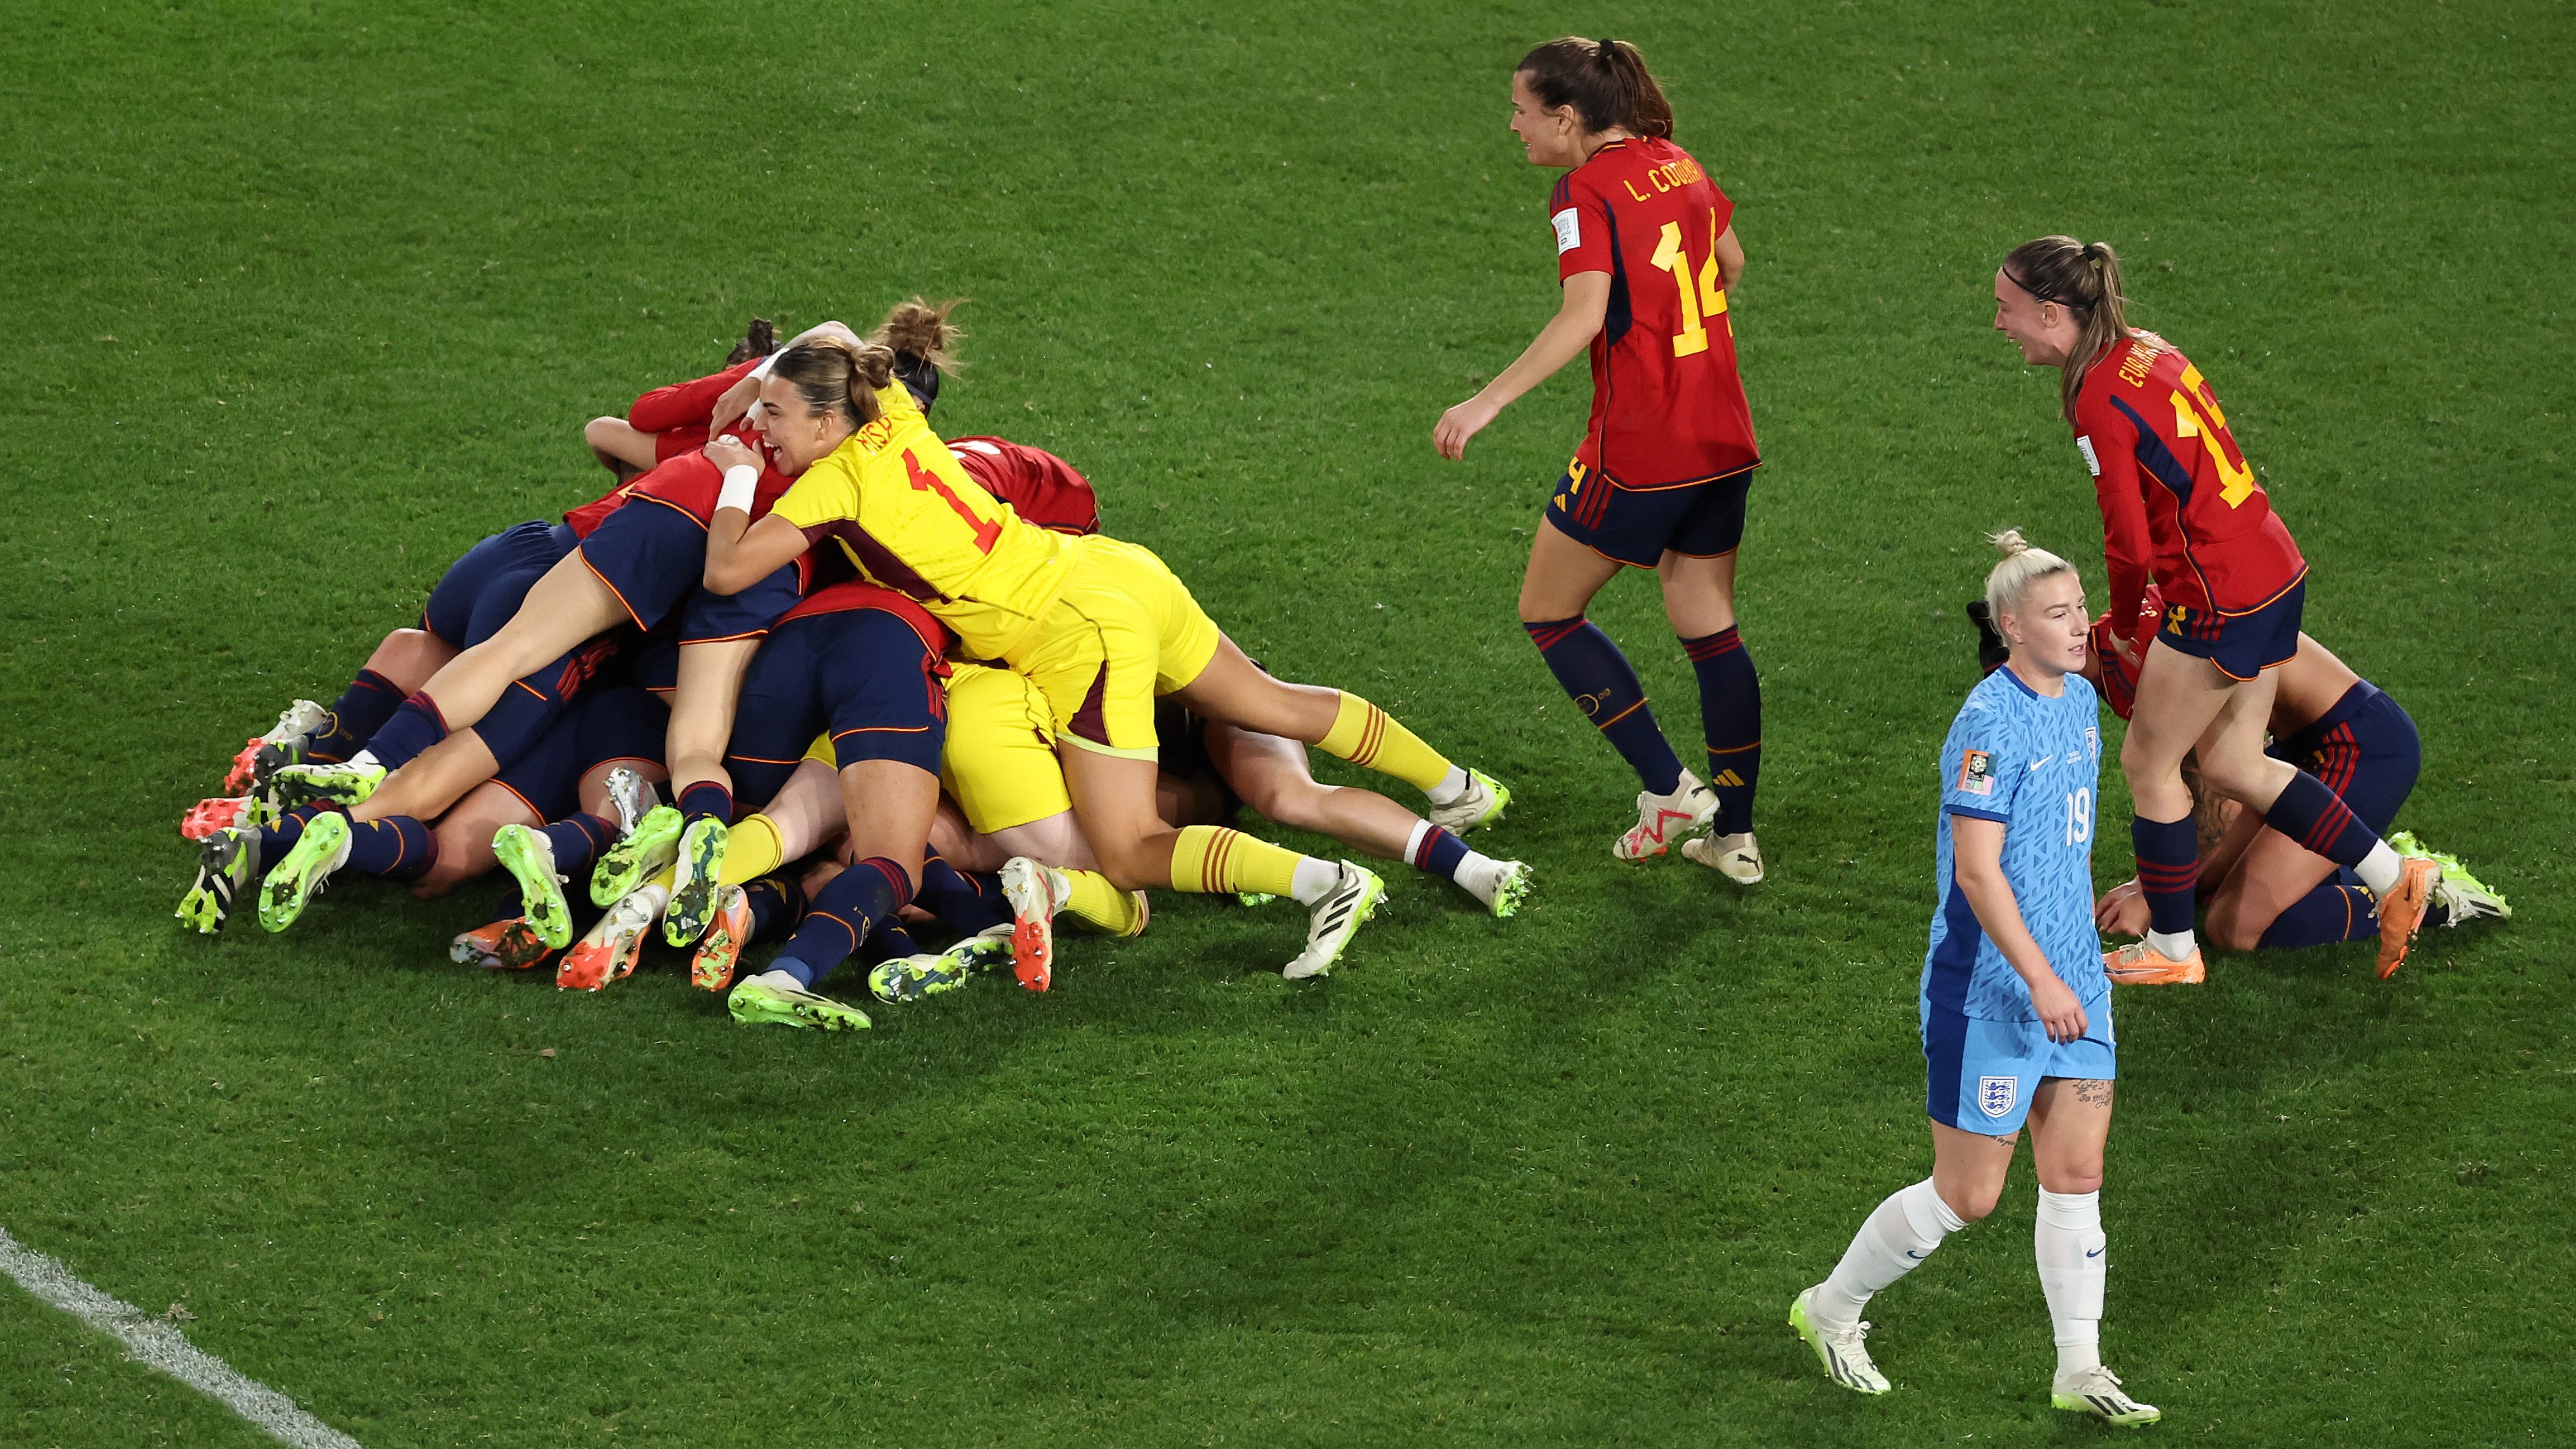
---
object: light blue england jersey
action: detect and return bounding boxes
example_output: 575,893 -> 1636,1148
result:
1922,666 -> 2106,1020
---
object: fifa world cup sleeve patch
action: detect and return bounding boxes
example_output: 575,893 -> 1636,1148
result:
1957,749 -> 1996,796
1552,207 -> 1581,254
2076,435 -> 2102,477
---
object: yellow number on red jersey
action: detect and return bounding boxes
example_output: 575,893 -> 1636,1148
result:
1649,211 -> 1731,359
2167,364 -> 2257,508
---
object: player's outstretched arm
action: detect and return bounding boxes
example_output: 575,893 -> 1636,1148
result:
1951,815 -> 2089,1044
1434,270 -> 1611,460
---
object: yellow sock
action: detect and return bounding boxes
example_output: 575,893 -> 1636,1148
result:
1061,869 -> 1145,937
1169,824 -> 1304,898
642,812 -> 778,895
1317,691 -> 1453,792
718,814 -> 785,886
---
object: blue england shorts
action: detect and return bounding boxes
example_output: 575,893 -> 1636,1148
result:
578,499 -> 800,642
724,608 -> 948,806
422,520 -> 578,649
1922,996 -> 2116,1135
2156,575 -> 2304,682
1542,463 -> 1754,569
2268,679 -> 2418,836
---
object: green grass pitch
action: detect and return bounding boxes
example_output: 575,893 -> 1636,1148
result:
3,1 -> 2570,1444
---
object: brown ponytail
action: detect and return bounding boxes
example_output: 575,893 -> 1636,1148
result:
770,336 -> 896,429
869,296 -> 965,374
1517,36 -> 1675,140
2002,235 -> 2131,420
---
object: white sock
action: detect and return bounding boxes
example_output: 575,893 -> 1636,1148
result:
349,749 -> 380,771
1289,856 -> 1341,906
1814,1178 -> 1966,1327
752,968 -> 803,992
1402,819 -> 1435,862
2035,1188 -> 2106,1379
1451,851 -> 1508,907
1425,765 -> 1470,807
2146,927 -> 2197,962
2355,840 -> 2403,896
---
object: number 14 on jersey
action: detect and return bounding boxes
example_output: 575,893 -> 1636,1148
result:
1650,211 -> 1730,358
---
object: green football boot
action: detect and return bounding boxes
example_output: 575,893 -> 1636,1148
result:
1426,766 -> 1511,835
867,924 -> 1011,1004
491,823 -> 577,950
728,972 -> 871,1032
257,810 -> 350,932
269,759 -> 385,809
591,804 -> 682,906
2386,831 -> 2512,926
1486,859 -> 1534,919
664,816 -> 729,946
176,826 -> 259,936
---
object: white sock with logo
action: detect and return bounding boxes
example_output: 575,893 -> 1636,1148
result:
1813,1178 -> 1967,1328
2035,1188 -> 2106,1379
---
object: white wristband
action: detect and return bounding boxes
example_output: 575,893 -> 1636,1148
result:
748,352 -> 779,383
716,464 -> 759,515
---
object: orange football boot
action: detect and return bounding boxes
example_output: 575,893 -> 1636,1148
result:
2102,940 -> 2206,986
449,918 -> 554,972
690,885 -> 752,993
2374,856 -> 2441,980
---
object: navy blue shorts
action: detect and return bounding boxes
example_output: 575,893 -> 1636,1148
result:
726,608 -> 948,805
576,685 -> 670,776
422,520 -> 578,649
578,499 -> 799,642
2268,680 -> 2418,836
1544,465 -> 1754,569
2156,577 -> 2304,682
487,704 -> 583,824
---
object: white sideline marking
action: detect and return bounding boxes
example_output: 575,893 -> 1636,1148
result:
0,1225 -> 363,1449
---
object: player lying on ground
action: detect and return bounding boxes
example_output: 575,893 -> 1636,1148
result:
1435,36 -> 1764,881
1790,532 -> 2158,1427
706,336 -> 1510,981
865,675 -> 1538,1005
269,304 -> 959,946
1995,236 -> 2439,985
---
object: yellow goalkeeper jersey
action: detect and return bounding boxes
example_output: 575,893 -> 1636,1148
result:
771,382 -> 1074,661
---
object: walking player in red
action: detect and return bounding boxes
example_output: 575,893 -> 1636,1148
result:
1993,236 -> 2440,982
1436,36 -> 1765,883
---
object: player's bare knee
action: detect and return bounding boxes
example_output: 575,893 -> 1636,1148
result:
1944,1182 -> 2003,1224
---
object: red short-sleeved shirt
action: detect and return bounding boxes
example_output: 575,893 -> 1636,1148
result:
1551,137 -> 1759,488
2072,335 -> 2305,630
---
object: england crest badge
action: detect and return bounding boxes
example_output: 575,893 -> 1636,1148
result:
1978,1075 -> 2018,1119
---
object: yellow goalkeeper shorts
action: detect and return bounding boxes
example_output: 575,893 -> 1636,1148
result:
1000,534 -> 1223,761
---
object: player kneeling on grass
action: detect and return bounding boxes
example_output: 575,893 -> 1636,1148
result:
1789,533 -> 2158,1426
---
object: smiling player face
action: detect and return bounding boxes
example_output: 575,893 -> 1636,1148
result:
749,375 -> 850,475
1999,570 -> 2091,680
1993,269 -> 2080,367
1508,73 -> 1585,168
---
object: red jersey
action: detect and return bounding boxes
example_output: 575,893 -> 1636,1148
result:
630,358 -> 761,462
2073,334 -> 2305,632
1551,137 -> 1759,487
948,437 -> 1101,535
561,438 -> 795,538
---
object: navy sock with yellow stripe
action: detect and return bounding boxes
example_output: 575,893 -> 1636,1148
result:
345,816 -> 437,883
1523,616 -> 1682,795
